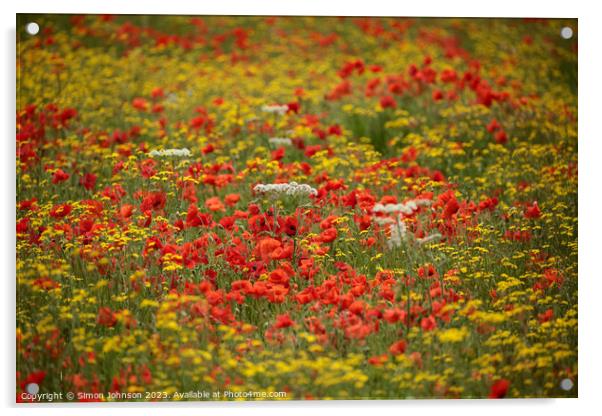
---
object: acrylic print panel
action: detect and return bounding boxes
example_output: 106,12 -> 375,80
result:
16,14 -> 577,402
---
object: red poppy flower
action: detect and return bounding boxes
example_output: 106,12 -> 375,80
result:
443,199 -> 460,219
420,315 -> 437,331
279,216 -> 298,236
328,124 -> 343,136
140,159 -> 157,179
52,169 -> 70,184
132,97 -> 149,111
151,87 -> 164,99
271,147 -> 285,161
538,308 -> 554,323
20,370 -> 46,391
16,217 -> 29,234
489,379 -> 510,398
486,119 -> 501,132
389,340 -> 407,355
304,144 -> 322,157
287,101 -> 300,114
79,173 -> 97,191
231,280 -> 253,292
224,193 -> 240,206
119,204 -> 135,219
185,204 -> 212,228
205,196 -> 225,212
255,237 -> 282,263
524,201 -> 541,219
383,308 -> 406,324
319,228 -> 337,243
202,144 -> 215,154
19,198 -> 38,211
140,191 -> 166,213
269,268 -> 290,285
49,203 -> 72,219
380,95 -> 397,109
275,313 -> 294,329
494,130 -> 508,144
432,89 -> 444,101
348,300 -> 365,315
440,68 -> 457,83
368,354 -> 388,366
97,307 -> 117,327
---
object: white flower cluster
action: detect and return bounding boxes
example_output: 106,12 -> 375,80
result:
253,182 -> 318,197
386,218 -> 408,249
261,104 -> 288,115
372,199 -> 432,215
371,198 -> 439,249
268,137 -> 292,146
149,148 -> 192,158
372,217 -> 395,226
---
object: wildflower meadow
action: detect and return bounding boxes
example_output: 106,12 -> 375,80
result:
16,15 -> 577,401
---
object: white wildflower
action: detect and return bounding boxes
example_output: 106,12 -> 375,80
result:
372,199 -> 432,215
371,198 -> 436,249
387,217 -> 407,249
268,137 -> 292,146
371,203 -> 398,214
373,217 -> 395,226
261,104 -> 288,115
149,148 -> 192,158
253,181 -> 318,197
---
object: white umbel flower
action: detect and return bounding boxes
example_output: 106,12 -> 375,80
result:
261,104 -> 288,115
371,197 -> 438,249
149,148 -> 192,158
268,137 -> 292,146
253,181 -> 318,197
372,199 -> 432,215
373,217 -> 395,226
387,218 -> 407,249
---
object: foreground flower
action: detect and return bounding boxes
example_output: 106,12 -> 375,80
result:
268,137 -> 292,146
489,379 -> 510,398
261,104 -> 288,115
149,148 -> 192,158
386,217 -> 407,249
524,201 -> 542,219
372,199 -> 432,215
253,181 -> 318,197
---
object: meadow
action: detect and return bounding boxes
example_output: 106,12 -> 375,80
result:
16,15 -> 577,400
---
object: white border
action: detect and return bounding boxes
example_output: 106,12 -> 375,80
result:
3,1 -> 601,415
8,0 -> 584,17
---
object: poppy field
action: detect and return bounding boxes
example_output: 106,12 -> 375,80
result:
16,15 -> 578,401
